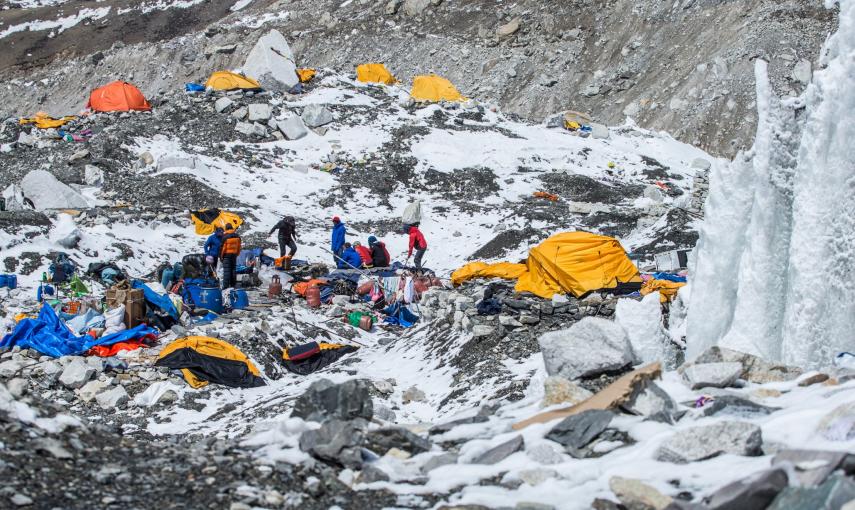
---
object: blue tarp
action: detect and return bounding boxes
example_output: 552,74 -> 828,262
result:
0,304 -> 157,358
132,280 -> 180,320
185,83 -> 205,92
382,302 -> 419,328
650,272 -> 687,283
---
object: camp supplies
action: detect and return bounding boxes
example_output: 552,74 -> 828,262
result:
346,311 -> 374,332
187,285 -> 224,314
0,274 -> 17,289
306,285 -> 321,308
230,289 -> 250,309
282,342 -> 359,376
286,341 -> 321,360
106,287 -> 145,328
268,275 -> 283,297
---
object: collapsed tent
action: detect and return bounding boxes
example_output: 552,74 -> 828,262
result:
87,81 -> 151,112
131,280 -> 180,320
19,113 -> 76,129
205,71 -> 261,91
452,232 -> 640,298
190,209 -> 243,235
356,63 -> 396,85
410,75 -> 465,102
641,279 -> 686,303
156,336 -> 265,389
282,341 -> 359,375
297,68 -> 316,83
0,303 -> 157,358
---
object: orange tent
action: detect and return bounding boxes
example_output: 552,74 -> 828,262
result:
86,81 -> 151,112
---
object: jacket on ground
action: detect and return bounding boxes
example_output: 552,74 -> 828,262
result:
408,226 -> 427,257
339,247 -> 362,269
331,222 -> 346,253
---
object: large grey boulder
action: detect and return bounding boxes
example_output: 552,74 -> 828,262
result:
656,421 -> 763,463
701,395 -> 778,418
248,103 -> 272,122
402,0 -> 431,16
816,401 -> 855,441
83,165 -> 104,186
621,380 -> 681,424
539,317 -> 637,380
767,476 -> 855,510
301,104 -> 334,128
20,170 -> 88,210
299,418 -> 368,468
472,435 -> 524,464
235,122 -> 267,137
0,360 -> 25,378
292,379 -> 373,423
214,97 -> 233,113
58,358 -> 95,389
609,476 -> 673,510
276,114 -> 308,140
691,346 -> 802,383
95,385 -> 129,409
590,123 -> 610,139
772,450 -> 853,486
682,362 -> 743,390
545,409 -> 613,450
363,427 -> 431,456
706,468 -> 788,510
243,30 -> 299,91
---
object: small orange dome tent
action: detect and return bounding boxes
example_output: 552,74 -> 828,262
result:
86,81 -> 151,112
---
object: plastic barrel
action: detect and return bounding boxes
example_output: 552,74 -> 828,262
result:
8,275 -> 16,289
230,289 -> 249,309
0,275 -> 7,288
189,285 -> 224,313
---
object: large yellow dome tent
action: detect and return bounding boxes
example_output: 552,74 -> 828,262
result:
356,63 -> 397,85
451,232 -> 641,298
205,71 -> 261,91
410,74 -> 465,102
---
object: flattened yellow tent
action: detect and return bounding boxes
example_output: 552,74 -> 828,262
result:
190,209 -> 243,235
452,232 -> 640,298
297,68 -> 317,83
515,232 -> 640,298
410,74 -> 465,102
156,336 -> 264,389
356,63 -> 397,85
205,71 -> 261,91
451,261 -> 528,287
19,112 -> 76,129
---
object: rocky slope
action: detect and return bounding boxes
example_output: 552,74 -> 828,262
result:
0,0 -> 838,156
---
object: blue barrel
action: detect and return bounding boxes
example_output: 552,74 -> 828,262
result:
230,289 -> 249,310
187,285 -> 224,313
0,275 -> 7,288
0,275 -> 14,289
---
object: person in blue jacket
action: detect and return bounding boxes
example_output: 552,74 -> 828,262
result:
204,228 -> 224,273
338,242 -> 363,270
331,216 -> 346,265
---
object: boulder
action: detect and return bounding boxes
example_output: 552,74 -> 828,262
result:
231,107 -> 248,120
542,376 -> 593,407
767,476 -> 855,510
526,443 -> 565,465
609,476 -> 673,510
621,380 -> 680,424
545,409 -> 613,451
356,464 -> 390,484
1,184 -> 28,211
58,358 -> 95,389
402,385 -> 426,404
214,97 -> 234,113
590,123 -> 610,139
681,362 -> 743,390
499,315 -> 523,328
656,421 -> 763,463
292,379 -> 373,423
538,317 -> 637,380
792,59 -> 812,85
95,385 -> 129,409
0,360 -> 25,378
496,18 -> 521,38
298,418 -> 368,468
385,0 -> 403,15
20,170 -> 88,210
402,0 -> 431,16
276,115 -> 308,140
248,103 -> 272,122
701,395 -> 778,418
772,449 -> 853,487
243,30 -> 299,91
421,452 -> 458,473
301,104 -> 334,128
472,435 -> 524,464
691,346 -> 802,383
235,122 -> 267,137
706,468 -> 788,510
78,379 -> 110,403
816,402 -> 855,441
83,165 -> 104,186
472,325 -> 495,338
363,427 -> 431,456
57,229 -> 82,249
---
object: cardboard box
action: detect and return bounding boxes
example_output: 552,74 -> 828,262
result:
106,288 -> 145,328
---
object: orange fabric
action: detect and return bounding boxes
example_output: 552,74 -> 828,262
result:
87,339 -> 152,357
220,231 -> 241,256
87,81 -> 151,112
292,279 -> 327,297
534,191 -> 559,201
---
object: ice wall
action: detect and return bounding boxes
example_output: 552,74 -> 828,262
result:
687,0 -> 855,368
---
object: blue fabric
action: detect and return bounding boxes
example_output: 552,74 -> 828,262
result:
204,233 -> 223,258
650,272 -> 687,283
331,223 -> 346,252
185,83 -> 205,92
0,304 -> 157,358
319,285 -> 336,304
327,271 -> 360,283
337,248 -> 362,270
65,309 -> 105,335
382,302 -> 419,328
131,280 -> 179,320
477,298 -> 502,315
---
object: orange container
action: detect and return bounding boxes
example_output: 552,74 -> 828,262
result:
306,285 -> 321,308
268,275 -> 283,298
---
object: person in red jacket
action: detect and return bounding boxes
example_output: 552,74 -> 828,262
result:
353,241 -> 373,267
407,224 -> 427,270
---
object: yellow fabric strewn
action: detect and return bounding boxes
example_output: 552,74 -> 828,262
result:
356,63 -> 396,85
205,71 -> 261,91
451,262 -> 528,287
640,279 -> 686,303
297,68 -> 317,83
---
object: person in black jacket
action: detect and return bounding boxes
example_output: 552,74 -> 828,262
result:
268,216 -> 298,257
368,236 -> 390,267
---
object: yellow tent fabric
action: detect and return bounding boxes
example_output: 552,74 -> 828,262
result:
190,209 -> 243,236
451,232 -> 640,299
19,113 -> 76,129
515,232 -> 640,298
157,336 -> 261,389
410,75 -> 465,102
205,71 -> 261,91
640,279 -> 686,303
356,63 -> 397,85
297,68 -> 316,83
451,262 -> 528,287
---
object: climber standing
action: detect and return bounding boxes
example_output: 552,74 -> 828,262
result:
219,224 -> 242,289
331,216 -> 346,266
268,215 -> 298,258
407,223 -> 428,270
203,227 -> 224,275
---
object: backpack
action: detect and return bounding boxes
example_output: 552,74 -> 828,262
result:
221,233 -> 242,256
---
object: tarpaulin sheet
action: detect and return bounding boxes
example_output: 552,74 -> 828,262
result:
0,304 -> 157,358
132,280 -> 180,320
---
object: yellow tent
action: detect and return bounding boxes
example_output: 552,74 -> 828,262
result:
451,232 -> 640,298
205,71 -> 261,91
19,112 -> 76,129
190,209 -> 243,235
356,63 -> 397,85
640,279 -> 686,303
297,68 -> 316,83
156,336 -> 263,389
410,74 -> 465,102
451,261 -> 527,287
